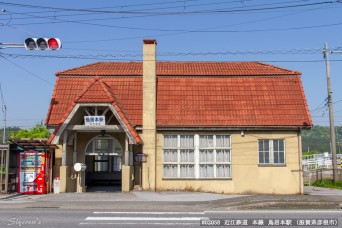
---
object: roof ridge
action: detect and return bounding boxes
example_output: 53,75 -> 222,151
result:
97,78 -> 116,103
98,78 -> 135,126
255,62 -> 300,75
75,76 -> 121,104
97,78 -> 142,143
55,61 -> 300,77
74,77 -> 98,102
56,62 -> 105,76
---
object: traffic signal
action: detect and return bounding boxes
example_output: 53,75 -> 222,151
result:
24,38 -> 62,50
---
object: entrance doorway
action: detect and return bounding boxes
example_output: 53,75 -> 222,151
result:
85,136 -> 122,192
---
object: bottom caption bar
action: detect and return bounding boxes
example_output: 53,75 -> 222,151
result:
200,218 -> 338,226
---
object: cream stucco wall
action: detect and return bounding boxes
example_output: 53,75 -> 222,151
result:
154,131 -> 302,194
54,129 -> 303,194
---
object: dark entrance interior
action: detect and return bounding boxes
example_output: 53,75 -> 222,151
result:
85,136 -> 122,192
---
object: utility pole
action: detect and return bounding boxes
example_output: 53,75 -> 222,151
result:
0,84 -> 6,144
323,43 -> 338,183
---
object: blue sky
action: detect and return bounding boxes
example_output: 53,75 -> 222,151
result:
0,0 -> 342,129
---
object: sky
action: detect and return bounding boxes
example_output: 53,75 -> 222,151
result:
0,0 -> 342,129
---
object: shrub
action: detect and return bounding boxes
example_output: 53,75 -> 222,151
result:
311,179 -> 342,190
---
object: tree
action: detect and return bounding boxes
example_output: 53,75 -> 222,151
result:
302,125 -> 342,153
11,124 -> 51,139
0,126 -> 20,144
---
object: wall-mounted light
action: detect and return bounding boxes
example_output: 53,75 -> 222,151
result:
241,130 -> 245,137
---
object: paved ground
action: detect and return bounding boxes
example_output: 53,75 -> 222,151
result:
0,190 -> 245,202
304,186 -> 342,195
0,186 -> 341,210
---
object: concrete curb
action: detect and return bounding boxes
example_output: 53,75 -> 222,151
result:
222,201 -> 342,210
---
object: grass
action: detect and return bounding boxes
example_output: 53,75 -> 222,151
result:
311,179 -> 342,190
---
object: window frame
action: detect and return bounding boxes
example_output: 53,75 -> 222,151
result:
85,136 -> 122,172
162,134 -> 232,179
199,134 -> 231,179
258,139 -> 286,166
163,134 -> 195,178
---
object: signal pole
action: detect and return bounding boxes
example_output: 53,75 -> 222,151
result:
323,43 -> 338,183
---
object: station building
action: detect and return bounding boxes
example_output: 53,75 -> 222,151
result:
46,40 -> 312,194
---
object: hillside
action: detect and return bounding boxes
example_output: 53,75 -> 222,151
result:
302,126 -> 342,154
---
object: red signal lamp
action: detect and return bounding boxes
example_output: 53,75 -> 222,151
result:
48,38 -> 61,50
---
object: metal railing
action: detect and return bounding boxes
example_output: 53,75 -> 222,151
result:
302,153 -> 342,171
303,168 -> 342,185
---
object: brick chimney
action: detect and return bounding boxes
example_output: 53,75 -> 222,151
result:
142,39 -> 157,190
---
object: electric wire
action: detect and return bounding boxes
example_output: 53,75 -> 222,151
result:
1,1 -> 340,48
0,47 -> 326,59
0,0 -> 324,22
0,1 -> 334,15
0,53 -> 53,86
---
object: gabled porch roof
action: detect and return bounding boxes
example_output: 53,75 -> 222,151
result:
47,76 -> 142,144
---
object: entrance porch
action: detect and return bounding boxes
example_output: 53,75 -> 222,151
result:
50,104 -> 141,193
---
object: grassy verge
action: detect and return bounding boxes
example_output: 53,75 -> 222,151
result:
311,179 -> 342,190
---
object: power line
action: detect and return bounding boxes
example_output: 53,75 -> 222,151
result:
2,52 -> 341,63
1,0 -> 340,47
4,2 -> 340,33
2,1 -> 336,49
0,48 -> 326,59
0,1 -> 335,15
1,0 -> 323,22
0,0 -> 255,19
0,53 -> 53,86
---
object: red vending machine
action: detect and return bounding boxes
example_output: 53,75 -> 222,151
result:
18,150 -> 51,194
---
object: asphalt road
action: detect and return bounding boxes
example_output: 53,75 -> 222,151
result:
0,209 -> 341,228
0,187 -> 341,227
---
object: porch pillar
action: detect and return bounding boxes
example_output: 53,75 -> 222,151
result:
122,136 -> 134,192
62,131 -> 67,166
60,131 -> 68,193
124,135 -> 129,166
73,132 -> 77,165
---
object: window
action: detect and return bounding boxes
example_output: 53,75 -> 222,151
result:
258,139 -> 285,165
163,135 -> 195,178
163,134 -> 231,179
199,135 -> 231,178
85,136 -> 122,172
94,155 -> 109,172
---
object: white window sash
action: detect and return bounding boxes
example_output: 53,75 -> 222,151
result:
163,134 -> 231,179
258,139 -> 285,165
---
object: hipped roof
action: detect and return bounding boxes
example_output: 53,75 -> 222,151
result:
46,61 -> 312,130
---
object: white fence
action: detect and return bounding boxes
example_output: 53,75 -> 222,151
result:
302,153 -> 342,171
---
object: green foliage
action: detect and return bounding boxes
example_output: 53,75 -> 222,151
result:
311,179 -> 342,190
10,124 -> 51,139
302,151 -> 320,156
0,126 -> 21,144
302,126 -> 342,153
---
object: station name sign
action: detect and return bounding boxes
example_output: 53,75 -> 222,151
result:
84,116 -> 106,126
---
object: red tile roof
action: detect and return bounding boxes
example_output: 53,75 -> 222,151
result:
47,61 -> 312,130
56,62 -> 300,76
